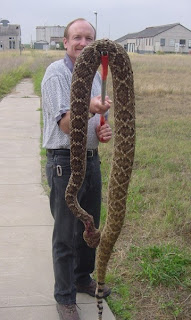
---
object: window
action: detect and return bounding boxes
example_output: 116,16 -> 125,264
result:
9,40 -> 16,49
160,38 -> 165,46
169,39 -> 175,47
188,40 -> 191,48
179,39 -> 186,46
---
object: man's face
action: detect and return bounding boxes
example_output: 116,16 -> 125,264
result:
63,20 -> 95,64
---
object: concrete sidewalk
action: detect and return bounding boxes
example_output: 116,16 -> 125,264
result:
0,79 -> 115,320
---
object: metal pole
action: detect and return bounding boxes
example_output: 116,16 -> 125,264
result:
94,11 -> 97,38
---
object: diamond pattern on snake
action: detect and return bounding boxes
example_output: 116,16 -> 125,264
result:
65,39 -> 135,320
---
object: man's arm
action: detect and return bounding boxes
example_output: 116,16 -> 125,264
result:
59,95 -> 112,134
58,111 -> 70,134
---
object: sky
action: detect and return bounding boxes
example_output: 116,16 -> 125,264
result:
1,0 -> 191,44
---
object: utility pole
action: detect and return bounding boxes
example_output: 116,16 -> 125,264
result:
94,11 -> 97,38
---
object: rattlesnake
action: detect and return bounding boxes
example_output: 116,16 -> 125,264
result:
65,39 -> 135,320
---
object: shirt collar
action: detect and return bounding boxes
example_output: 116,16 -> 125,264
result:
63,53 -> 74,73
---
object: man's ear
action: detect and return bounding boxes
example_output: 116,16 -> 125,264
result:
63,37 -> 67,50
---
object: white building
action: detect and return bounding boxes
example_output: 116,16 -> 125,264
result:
116,23 -> 191,54
0,19 -> 21,51
36,25 -> 65,44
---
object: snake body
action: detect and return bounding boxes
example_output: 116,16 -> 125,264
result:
65,39 -> 135,319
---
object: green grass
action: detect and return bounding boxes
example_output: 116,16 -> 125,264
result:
160,300 -> 183,318
128,245 -> 191,287
0,66 -> 32,99
0,50 -> 59,100
106,273 -> 134,320
32,66 -> 46,96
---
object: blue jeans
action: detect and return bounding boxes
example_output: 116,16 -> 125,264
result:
46,151 -> 102,305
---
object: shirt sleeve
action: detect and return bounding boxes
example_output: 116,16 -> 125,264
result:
42,74 -> 71,123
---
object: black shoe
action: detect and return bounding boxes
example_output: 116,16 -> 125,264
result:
76,279 -> 111,298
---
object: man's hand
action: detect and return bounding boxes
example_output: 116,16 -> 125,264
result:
96,122 -> 112,143
58,111 -> 70,134
59,95 -> 112,135
90,95 -> 112,115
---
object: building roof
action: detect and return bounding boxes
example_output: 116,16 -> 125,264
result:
34,40 -> 49,44
36,25 -> 65,29
0,24 -> 21,36
115,23 -> 187,42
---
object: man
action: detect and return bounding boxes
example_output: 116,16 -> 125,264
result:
41,18 -> 112,320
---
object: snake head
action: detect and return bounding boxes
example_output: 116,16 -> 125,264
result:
83,221 -> 101,248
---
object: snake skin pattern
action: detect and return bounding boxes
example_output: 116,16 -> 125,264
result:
65,39 -> 135,319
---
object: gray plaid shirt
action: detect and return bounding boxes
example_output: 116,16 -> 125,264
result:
41,54 -> 102,149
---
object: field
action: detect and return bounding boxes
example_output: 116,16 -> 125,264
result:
0,49 -> 191,319
104,53 -> 191,320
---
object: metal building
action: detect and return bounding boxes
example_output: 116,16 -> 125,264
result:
34,40 -> 49,50
0,19 -> 21,51
36,25 -> 65,44
116,23 -> 191,54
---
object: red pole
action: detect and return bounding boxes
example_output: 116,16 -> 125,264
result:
100,52 -> 109,139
